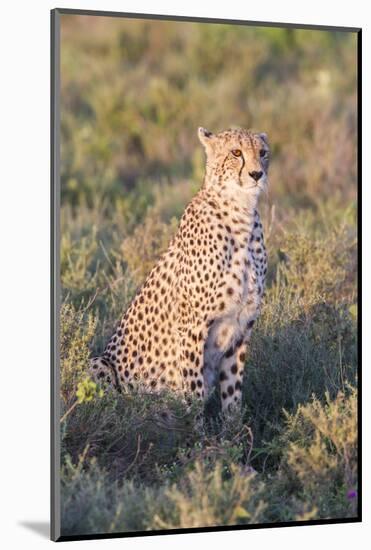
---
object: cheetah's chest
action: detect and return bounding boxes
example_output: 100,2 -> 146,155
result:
225,245 -> 261,324
226,222 -> 266,308
204,221 -> 267,357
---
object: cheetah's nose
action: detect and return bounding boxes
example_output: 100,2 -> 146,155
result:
248,170 -> 263,182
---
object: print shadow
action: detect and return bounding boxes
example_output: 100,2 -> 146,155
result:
18,521 -> 49,539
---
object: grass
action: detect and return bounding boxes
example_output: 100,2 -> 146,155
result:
59,15 -> 358,536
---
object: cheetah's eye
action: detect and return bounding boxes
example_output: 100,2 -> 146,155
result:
231,149 -> 242,157
259,149 -> 267,158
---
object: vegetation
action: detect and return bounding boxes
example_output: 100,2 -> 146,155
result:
59,15 -> 358,536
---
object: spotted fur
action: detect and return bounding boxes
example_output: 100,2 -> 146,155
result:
90,127 -> 269,412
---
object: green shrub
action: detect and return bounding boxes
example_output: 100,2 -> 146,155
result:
271,387 -> 358,520
60,303 -> 97,406
153,461 -> 266,529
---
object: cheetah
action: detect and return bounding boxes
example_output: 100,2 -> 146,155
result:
90,127 -> 269,412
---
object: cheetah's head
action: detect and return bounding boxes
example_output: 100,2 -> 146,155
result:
198,127 -> 270,200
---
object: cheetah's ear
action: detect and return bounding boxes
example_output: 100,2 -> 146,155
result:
198,127 -> 215,149
259,132 -> 269,146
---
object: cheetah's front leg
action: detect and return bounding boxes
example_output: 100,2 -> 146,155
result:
219,340 -> 247,412
178,326 -> 206,402
178,329 -> 208,432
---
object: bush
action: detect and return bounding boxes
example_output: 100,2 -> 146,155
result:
285,387 -> 357,516
60,303 -> 96,406
265,386 -> 358,521
153,461 -> 266,529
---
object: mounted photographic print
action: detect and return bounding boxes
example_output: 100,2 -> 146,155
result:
51,8 -> 361,542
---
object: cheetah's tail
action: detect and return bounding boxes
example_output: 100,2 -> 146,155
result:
89,356 -> 121,393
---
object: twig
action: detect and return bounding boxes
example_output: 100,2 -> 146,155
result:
125,434 -> 142,475
99,240 -> 115,270
60,400 -> 78,423
82,288 -> 100,313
